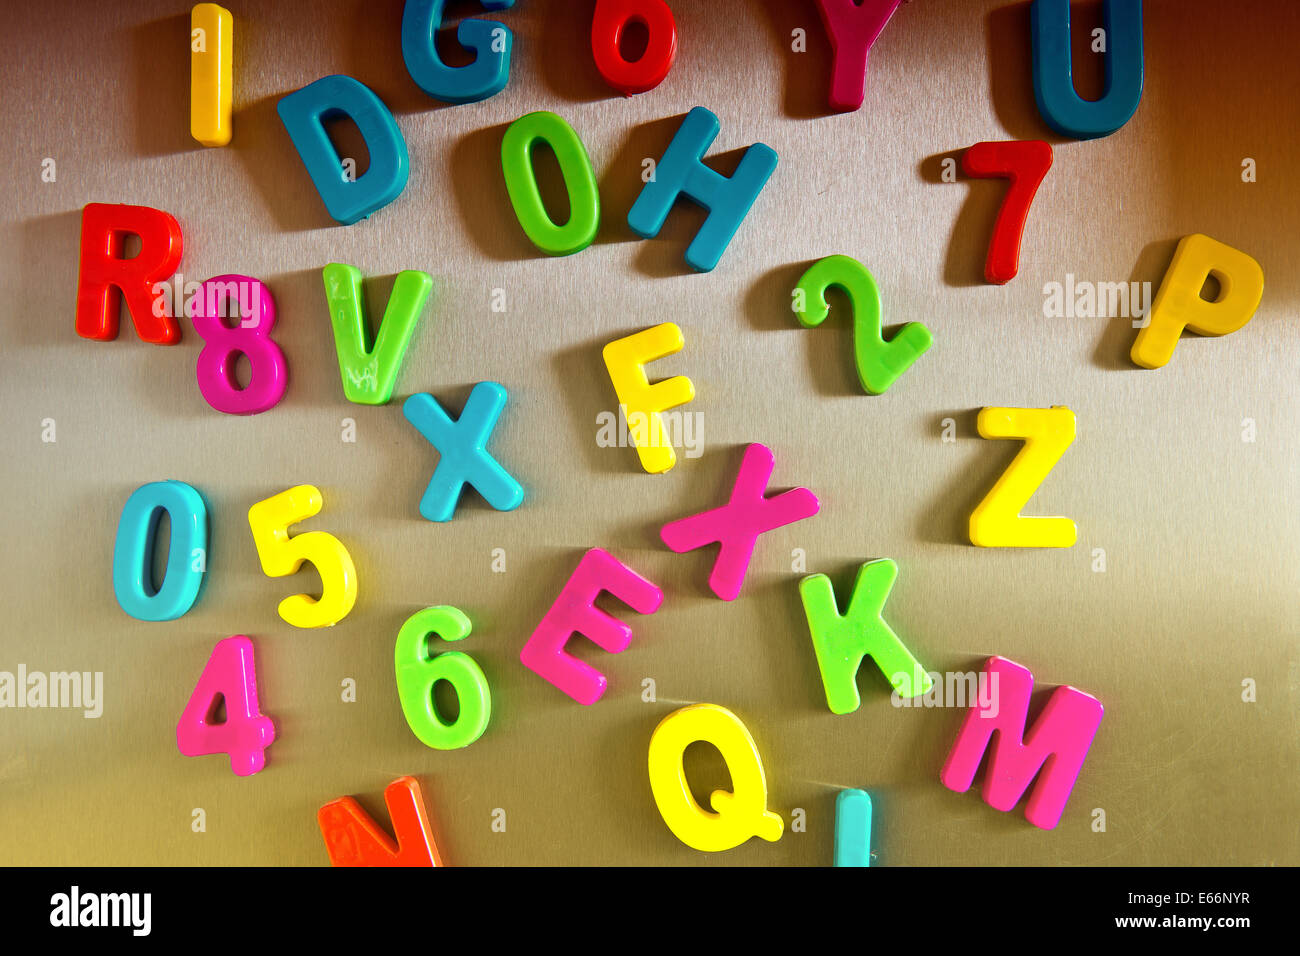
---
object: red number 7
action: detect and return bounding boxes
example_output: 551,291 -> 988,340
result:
962,140 -> 1053,285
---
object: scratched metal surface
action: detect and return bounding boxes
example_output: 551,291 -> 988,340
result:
0,0 -> 1297,866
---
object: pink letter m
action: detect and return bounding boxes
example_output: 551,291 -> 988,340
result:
940,656 -> 1103,830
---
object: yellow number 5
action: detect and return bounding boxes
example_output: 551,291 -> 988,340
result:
248,485 -> 357,628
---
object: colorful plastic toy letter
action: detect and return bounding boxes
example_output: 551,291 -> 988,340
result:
501,111 -> 601,256
834,789 -> 872,867
248,484 -> 358,628
176,635 -> 275,776
661,443 -> 819,601
519,549 -> 662,705
190,3 -> 233,146
76,203 -> 183,344
318,776 -> 442,867
813,0 -> 902,113
395,606 -> 491,750
113,480 -> 207,622
941,656 -> 1103,830
401,0 -> 515,104
793,255 -> 931,394
322,263 -> 433,404
402,384 -> 524,522
1131,233 -> 1264,370
962,141 -> 1053,285
969,406 -> 1076,548
627,107 -> 777,272
799,559 -> 931,714
1031,0 -> 1143,139
648,703 -> 784,852
602,323 -> 695,474
276,75 -> 408,225
591,0 -> 678,96
190,275 -> 287,414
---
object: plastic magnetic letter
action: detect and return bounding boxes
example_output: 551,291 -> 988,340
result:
813,0 -> 903,112
394,606 -> 491,750
941,656 -> 1103,830
322,263 -> 433,404
647,703 -> 784,852
969,406 -> 1076,548
1031,0 -> 1143,139
591,0 -> 678,96
190,275 -> 287,414
799,559 -> 931,714
501,111 -> 601,256
1131,233 -> 1264,370
113,480 -> 208,622
176,635 -> 275,776
190,3 -> 233,146
401,0 -> 515,104
834,789 -> 872,867
962,141 -> 1053,285
276,75 -> 409,225
402,384 -> 524,522
76,203 -> 183,344
602,322 -> 695,474
318,776 -> 442,866
661,443 -> 819,601
793,255 -> 931,394
627,107 -> 778,272
519,549 -> 662,705
248,484 -> 358,628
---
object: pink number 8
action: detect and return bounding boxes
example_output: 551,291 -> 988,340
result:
191,274 -> 287,414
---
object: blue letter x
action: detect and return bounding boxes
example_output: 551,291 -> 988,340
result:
403,382 -> 524,522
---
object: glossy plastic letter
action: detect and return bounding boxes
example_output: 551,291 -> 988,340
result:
661,443 -> 819,601
75,203 -> 183,344
793,254 -> 930,393
1031,0 -> 1143,139
401,0 -> 515,104
1131,233 -> 1264,369
602,323 -> 695,473
276,75 -> 409,225
402,384 -> 524,522
113,480 -> 208,621
648,703 -> 784,852
501,111 -> 601,256
176,635 -> 275,776
834,789 -> 872,867
969,406 -> 1076,548
813,0 -> 903,112
191,275 -> 287,414
394,606 -> 491,750
519,548 -> 662,704
941,656 -> 1103,829
318,776 -> 442,866
248,484 -> 358,628
591,0 -> 678,96
190,3 -> 233,146
322,263 -> 433,404
962,141 -> 1053,285
799,559 -> 931,714
627,107 -> 777,272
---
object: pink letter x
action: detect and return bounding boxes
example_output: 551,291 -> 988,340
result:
661,443 -> 820,601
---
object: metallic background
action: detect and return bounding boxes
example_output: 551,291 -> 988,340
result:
1,0 -> 1296,865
